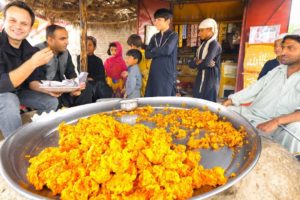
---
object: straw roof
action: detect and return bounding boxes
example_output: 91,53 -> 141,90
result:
11,0 -> 138,25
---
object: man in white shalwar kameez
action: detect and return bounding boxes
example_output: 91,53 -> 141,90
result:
223,31 -> 300,154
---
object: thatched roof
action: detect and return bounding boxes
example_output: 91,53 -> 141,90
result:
14,0 -> 138,25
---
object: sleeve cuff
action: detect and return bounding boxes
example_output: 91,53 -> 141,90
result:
228,94 -> 240,106
0,73 -> 15,93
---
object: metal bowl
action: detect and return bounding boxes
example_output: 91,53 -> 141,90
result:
120,99 -> 138,111
0,97 -> 261,200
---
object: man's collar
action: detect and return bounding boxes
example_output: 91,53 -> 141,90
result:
1,29 -> 36,58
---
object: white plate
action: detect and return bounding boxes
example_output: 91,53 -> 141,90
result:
39,86 -> 80,93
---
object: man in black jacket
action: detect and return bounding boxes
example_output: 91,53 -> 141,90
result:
0,1 -> 58,138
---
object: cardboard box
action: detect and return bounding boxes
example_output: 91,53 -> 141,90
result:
219,62 -> 237,98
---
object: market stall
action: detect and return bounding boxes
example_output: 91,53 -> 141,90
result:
171,0 -> 244,97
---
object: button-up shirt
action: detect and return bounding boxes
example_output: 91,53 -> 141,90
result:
228,65 -> 300,125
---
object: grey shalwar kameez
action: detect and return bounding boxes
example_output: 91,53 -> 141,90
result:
228,65 -> 300,153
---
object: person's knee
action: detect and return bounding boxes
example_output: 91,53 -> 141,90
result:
85,83 -> 94,95
37,95 -> 58,113
0,93 -> 20,112
0,93 -> 22,137
45,96 -> 59,112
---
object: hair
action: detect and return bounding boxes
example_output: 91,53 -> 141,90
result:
46,24 -> 66,38
126,49 -> 142,64
282,35 -> 300,44
87,36 -> 97,47
3,0 -> 35,26
107,42 -> 117,55
154,8 -> 173,20
127,34 -> 143,48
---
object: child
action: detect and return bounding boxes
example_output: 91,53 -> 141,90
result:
124,49 -> 142,98
77,36 -> 112,101
127,34 -> 151,97
145,8 -> 178,97
104,42 -> 127,97
188,18 -> 222,102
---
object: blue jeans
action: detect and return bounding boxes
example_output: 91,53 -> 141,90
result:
0,90 -> 58,137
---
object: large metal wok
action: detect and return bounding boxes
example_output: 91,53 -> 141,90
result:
0,97 -> 261,200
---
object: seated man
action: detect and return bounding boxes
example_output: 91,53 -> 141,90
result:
0,1 -> 58,138
223,32 -> 300,153
30,24 -> 93,108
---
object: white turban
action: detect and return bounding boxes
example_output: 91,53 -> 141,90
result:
199,18 -> 218,36
197,18 -> 218,59
276,33 -> 287,41
292,28 -> 300,36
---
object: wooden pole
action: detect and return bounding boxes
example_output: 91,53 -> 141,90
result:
80,0 -> 88,72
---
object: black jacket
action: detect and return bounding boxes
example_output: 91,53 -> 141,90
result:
0,30 -> 38,93
77,54 -> 106,82
258,58 -> 280,80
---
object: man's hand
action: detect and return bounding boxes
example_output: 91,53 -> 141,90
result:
29,47 -> 54,68
121,71 -> 128,79
48,92 -> 62,98
79,82 -> 86,90
257,119 -> 280,133
196,59 -> 202,65
222,99 -> 233,107
208,60 -> 215,67
70,89 -> 81,96
70,82 -> 85,96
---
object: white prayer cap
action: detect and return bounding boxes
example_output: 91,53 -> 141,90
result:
275,33 -> 287,41
199,18 -> 218,34
292,28 -> 300,36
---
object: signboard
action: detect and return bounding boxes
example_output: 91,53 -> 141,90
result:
243,43 -> 275,88
249,25 -> 280,44
288,0 -> 300,32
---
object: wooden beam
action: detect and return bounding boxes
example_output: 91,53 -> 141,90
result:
80,0 -> 88,72
165,0 -> 243,4
32,4 -> 135,13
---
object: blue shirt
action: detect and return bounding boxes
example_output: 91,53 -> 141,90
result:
258,58 -> 280,80
126,64 -> 142,98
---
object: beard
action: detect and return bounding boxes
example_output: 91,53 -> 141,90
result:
283,59 -> 300,66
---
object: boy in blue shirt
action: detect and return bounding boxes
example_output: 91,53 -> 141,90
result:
124,49 -> 142,98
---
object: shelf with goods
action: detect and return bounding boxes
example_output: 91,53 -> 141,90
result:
176,45 -> 197,95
